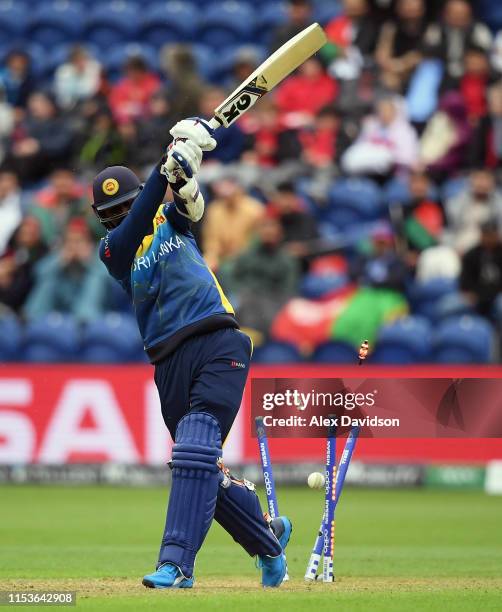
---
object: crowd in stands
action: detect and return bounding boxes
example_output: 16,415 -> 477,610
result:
1,0 -> 502,363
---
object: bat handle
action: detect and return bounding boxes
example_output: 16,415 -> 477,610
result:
208,116 -> 222,130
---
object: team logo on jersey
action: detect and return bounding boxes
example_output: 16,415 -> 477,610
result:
102,178 -> 119,196
155,212 -> 166,226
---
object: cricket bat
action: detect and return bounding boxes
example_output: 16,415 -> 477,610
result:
208,23 -> 327,130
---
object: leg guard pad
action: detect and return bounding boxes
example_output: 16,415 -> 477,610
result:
159,412 -> 221,577
214,468 -> 282,558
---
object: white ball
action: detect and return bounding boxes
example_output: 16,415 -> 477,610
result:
307,472 -> 325,489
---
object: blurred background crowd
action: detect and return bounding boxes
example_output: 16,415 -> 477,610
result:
1,0 -> 502,364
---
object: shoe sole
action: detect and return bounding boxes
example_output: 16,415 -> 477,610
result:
142,578 -> 193,589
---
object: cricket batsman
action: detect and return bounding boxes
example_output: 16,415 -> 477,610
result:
92,118 -> 291,589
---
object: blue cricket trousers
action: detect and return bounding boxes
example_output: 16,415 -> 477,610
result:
154,327 -> 252,442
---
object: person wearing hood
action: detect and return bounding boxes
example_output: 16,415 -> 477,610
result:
419,90 -> 472,181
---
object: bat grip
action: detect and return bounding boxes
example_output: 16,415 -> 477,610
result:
208,116 -> 222,130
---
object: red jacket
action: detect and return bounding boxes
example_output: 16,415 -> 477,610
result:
109,73 -> 160,124
275,74 -> 337,119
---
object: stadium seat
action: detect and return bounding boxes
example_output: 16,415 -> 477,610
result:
371,316 -> 432,364
190,44 -> 218,82
441,176 -> 469,202
212,44 -> 267,83
311,341 -> 358,363
0,2 -> 28,39
252,341 -> 303,364
432,292 -> 474,323
0,316 -> 23,362
81,313 -> 144,363
314,1 -> 342,25
84,2 -> 139,48
432,316 -> 494,364
407,278 -> 458,320
255,2 -> 288,44
198,1 -> 256,48
103,43 -> 159,80
300,272 -> 348,299
325,179 -> 384,230
23,314 -> 80,363
27,2 -> 83,47
139,1 -> 199,47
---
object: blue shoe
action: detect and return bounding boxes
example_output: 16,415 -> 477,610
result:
142,562 -> 194,589
260,516 -> 292,587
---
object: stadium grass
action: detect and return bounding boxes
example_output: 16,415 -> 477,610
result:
1,486 -> 502,610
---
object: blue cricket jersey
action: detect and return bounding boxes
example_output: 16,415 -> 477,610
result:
99,166 -> 238,363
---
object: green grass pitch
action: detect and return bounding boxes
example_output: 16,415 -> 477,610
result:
1,485 -> 502,611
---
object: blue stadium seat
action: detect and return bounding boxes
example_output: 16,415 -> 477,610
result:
23,43 -> 49,80
0,2 -> 28,39
23,314 -> 80,363
255,2 -> 288,44
212,44 -> 267,83
103,43 -> 159,80
441,176 -> 469,202
252,341 -> 303,364
311,341 -> 358,363
0,316 -> 23,361
198,1 -> 256,48
139,2 -> 199,47
300,272 -> 348,299
84,2 -> 139,48
190,44 -> 218,81
27,2 -> 83,47
325,179 -> 385,230
432,316 -> 494,364
371,316 -> 432,364
407,278 -> 458,320
384,177 -> 439,207
81,313 -> 144,363
432,292 -> 474,323
314,2 -> 342,25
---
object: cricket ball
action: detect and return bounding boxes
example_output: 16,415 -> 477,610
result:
307,472 -> 325,489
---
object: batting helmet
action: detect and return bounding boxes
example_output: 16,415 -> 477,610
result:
92,166 -> 143,230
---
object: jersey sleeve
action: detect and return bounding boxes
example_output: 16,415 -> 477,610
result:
99,165 -> 168,280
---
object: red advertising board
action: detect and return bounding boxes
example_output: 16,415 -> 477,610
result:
0,364 -> 501,465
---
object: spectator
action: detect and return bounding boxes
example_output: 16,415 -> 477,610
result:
268,181 -> 318,263
29,168 -> 102,243
6,91 -> 73,183
424,0 -> 492,82
342,96 -> 418,175
270,0 -> 313,52
24,218 -> 108,322
226,47 -> 260,92
108,55 -> 160,125
487,83 -> 502,169
352,223 -> 407,291
160,44 -> 206,121
275,58 -> 338,126
0,84 -> 14,164
0,215 -> 47,314
79,108 -> 129,172
402,171 -> 444,255
54,46 -> 102,110
136,89 -> 175,168
322,0 -> 379,81
0,50 -> 34,108
419,91 -> 472,182
445,167 -> 502,253
460,219 -> 502,317
223,215 -> 299,334
298,105 -> 342,167
460,47 -> 492,123
199,87 -> 246,163
0,171 -> 22,255
202,177 -> 264,270
376,0 -> 426,91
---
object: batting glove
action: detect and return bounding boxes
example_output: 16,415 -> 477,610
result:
169,117 -> 217,151
160,139 -> 203,183
172,177 -> 205,223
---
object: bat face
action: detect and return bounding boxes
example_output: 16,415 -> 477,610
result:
211,23 -> 327,128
